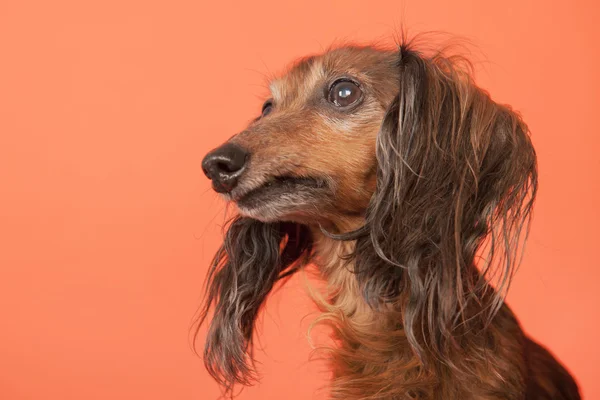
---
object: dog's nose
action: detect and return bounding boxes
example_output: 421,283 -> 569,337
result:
202,143 -> 249,193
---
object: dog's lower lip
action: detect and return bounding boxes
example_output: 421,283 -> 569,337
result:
235,176 -> 325,203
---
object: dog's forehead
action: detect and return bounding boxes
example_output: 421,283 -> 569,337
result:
269,46 -> 395,105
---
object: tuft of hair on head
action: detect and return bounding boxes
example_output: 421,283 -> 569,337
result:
192,217 -> 312,396
336,35 -> 537,368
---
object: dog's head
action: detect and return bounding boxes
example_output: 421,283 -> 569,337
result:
202,46 -> 398,228
196,39 -> 537,394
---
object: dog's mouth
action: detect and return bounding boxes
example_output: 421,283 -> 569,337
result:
235,175 -> 328,210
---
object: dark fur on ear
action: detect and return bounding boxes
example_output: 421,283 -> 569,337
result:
193,217 -> 312,395
343,42 -> 538,367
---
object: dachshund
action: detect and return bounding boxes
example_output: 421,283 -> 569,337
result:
196,36 -> 580,399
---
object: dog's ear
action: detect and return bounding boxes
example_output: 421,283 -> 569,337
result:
353,45 -> 538,363
194,217 -> 311,394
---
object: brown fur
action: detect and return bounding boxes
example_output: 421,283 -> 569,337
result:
196,36 -> 580,399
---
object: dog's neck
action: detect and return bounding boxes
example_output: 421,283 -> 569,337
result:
308,220 -> 379,326
305,222 -> 429,397
308,217 -> 363,277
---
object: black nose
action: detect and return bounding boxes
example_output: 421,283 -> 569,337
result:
202,143 -> 249,193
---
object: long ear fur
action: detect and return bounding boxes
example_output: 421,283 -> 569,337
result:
350,43 -> 538,366
193,217 -> 312,395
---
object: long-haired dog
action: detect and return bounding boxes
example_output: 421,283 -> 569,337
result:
196,36 -> 580,399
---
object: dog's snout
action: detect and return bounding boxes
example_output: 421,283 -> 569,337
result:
202,143 -> 249,193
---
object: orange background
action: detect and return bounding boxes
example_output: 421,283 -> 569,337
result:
1,0 -> 599,399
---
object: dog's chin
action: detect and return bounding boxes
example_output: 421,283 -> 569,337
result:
233,176 -> 329,223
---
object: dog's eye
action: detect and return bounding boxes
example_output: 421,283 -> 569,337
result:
328,79 -> 362,107
261,100 -> 273,117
